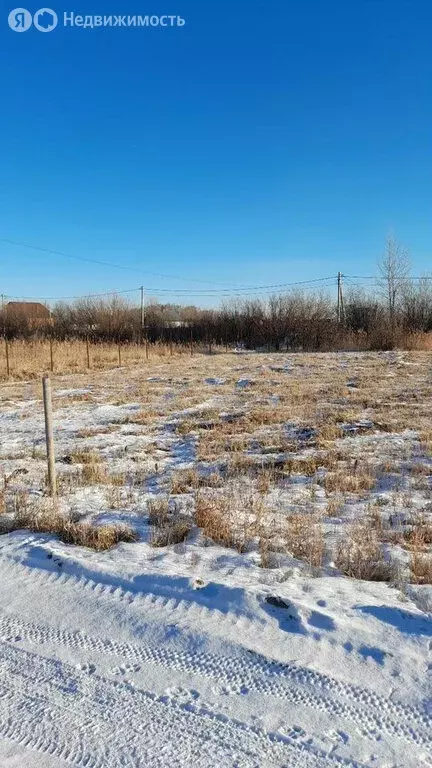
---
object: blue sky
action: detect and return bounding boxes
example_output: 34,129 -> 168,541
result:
1,0 -> 431,306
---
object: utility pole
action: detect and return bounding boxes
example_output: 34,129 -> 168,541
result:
140,286 -> 145,339
337,272 -> 345,324
42,375 -> 57,497
140,285 -> 149,358
140,285 -> 145,352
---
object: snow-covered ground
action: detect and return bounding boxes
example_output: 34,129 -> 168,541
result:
0,351 -> 431,767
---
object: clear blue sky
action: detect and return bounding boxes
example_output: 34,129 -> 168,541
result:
1,0 -> 431,306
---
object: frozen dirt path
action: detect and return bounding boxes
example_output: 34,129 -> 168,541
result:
0,544 -> 430,767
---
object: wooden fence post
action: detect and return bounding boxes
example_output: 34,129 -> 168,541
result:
42,375 -> 56,497
190,329 -> 193,356
118,344 -> 122,367
86,337 -> 91,369
5,338 -> 10,377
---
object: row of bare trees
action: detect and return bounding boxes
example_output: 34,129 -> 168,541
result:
1,238 -> 431,350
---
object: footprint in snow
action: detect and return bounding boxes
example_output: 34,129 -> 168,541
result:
110,663 -> 141,676
75,662 -> 96,675
192,577 -> 207,590
165,687 -> 200,704
279,725 -> 306,741
327,730 -> 349,745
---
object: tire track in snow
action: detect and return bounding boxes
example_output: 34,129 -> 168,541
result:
0,641 -> 364,768
0,611 -> 430,751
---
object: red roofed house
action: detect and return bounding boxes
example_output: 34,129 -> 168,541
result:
5,302 -> 52,329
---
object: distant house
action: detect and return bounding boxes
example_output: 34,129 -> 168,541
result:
5,302 -> 52,328
166,321 -> 190,328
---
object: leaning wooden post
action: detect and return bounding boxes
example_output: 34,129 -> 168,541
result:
5,337 -> 10,377
42,375 -> 56,497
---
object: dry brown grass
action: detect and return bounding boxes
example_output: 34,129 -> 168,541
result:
80,463 -> 108,484
316,424 -> 344,447
335,522 -> 395,581
256,470 -> 274,495
195,493 -> 240,550
225,453 -> 256,476
13,506 -> 138,550
325,495 -> 345,517
105,486 -> 122,509
147,497 -> 170,526
3,348 -> 432,570
323,467 -> 375,495
285,513 -> 324,568
60,453 -> 126,488
0,339 -> 204,381
409,551 -> 432,584
69,450 -> 102,465
150,520 -> 191,547
284,456 -> 319,477
147,496 -> 192,547
258,533 -> 276,568
170,468 -> 222,494
194,486 -> 264,552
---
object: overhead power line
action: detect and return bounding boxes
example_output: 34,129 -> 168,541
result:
0,238 -> 234,287
345,274 -> 432,281
3,276 -> 336,302
1,237 -> 340,294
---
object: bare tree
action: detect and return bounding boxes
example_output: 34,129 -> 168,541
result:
401,276 -> 432,332
378,236 -> 411,319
